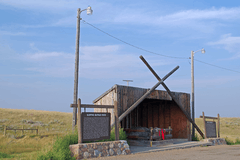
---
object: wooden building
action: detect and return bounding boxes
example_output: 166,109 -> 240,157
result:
93,84 -> 191,140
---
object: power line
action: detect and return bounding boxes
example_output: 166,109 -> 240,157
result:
194,59 -> 240,73
82,20 -> 240,74
82,20 -> 188,59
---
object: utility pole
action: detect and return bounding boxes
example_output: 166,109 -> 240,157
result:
191,50 -> 195,139
72,7 -> 93,132
72,8 -> 81,131
190,48 -> 205,139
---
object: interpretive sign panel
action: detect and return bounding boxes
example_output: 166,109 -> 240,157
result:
205,121 -> 217,138
81,112 -> 111,141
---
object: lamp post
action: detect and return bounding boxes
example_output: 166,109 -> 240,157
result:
72,6 -> 93,131
191,48 -> 205,139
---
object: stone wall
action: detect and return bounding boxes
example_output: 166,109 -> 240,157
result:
201,138 -> 227,145
69,140 -> 130,159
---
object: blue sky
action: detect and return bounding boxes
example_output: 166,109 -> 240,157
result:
0,0 -> 240,117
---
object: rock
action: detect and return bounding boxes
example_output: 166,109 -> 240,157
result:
94,150 -> 99,157
118,143 -> 122,148
109,149 -> 114,156
88,148 -> 94,154
109,143 -> 114,148
117,149 -> 121,155
83,152 -> 89,159
123,143 -> 129,148
97,145 -> 103,152
103,145 -> 108,150
122,150 -> 126,155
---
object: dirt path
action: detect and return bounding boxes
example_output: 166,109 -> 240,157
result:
94,145 -> 240,160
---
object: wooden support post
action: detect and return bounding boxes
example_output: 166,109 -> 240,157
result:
36,127 -> 38,135
22,126 -> 24,136
114,101 -> 119,141
202,112 -> 207,139
78,98 -> 82,143
217,113 -> 220,138
4,125 -> 6,136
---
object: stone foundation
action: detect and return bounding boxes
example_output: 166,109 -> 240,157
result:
201,138 -> 227,145
69,140 -> 131,159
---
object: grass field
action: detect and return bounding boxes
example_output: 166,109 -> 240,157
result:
0,108 -> 240,159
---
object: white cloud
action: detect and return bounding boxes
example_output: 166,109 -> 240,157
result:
0,30 -> 26,36
208,34 -> 240,59
113,7 -> 240,27
20,45 -> 170,78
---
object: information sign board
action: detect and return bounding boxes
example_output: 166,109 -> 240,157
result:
81,112 -> 111,141
205,121 -> 217,138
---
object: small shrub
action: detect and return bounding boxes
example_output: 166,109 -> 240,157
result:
225,137 -> 235,145
0,152 -> 13,158
192,134 -> 200,141
37,130 -> 78,160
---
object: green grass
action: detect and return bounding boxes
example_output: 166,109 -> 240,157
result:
37,131 -> 78,160
0,152 -> 14,158
225,137 -> 240,145
192,134 -> 200,141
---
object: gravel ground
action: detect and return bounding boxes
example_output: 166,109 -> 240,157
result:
93,145 -> 240,160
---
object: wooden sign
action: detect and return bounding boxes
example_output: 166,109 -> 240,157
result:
81,112 -> 111,141
205,121 -> 217,138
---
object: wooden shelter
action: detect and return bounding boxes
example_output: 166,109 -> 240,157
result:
93,85 -> 191,140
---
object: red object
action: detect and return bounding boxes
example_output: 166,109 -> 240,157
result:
159,130 -> 160,137
161,129 -> 165,140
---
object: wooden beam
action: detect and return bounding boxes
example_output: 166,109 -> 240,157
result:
114,101 -> 119,141
118,65 -> 179,123
140,55 -> 204,138
70,104 -> 114,108
202,112 -> 207,139
199,116 -> 218,120
78,98 -> 82,143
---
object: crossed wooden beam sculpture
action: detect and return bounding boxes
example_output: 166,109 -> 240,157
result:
117,55 -> 204,138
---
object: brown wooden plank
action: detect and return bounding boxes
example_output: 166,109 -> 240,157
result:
78,98 -> 82,143
114,101 -> 119,140
142,103 -> 148,127
81,104 -> 114,108
153,104 -> 159,128
199,116 -> 218,120
148,103 -> 153,128
159,101 -> 165,128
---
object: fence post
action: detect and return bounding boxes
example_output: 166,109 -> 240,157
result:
4,125 -> 6,136
36,126 -> 38,135
78,98 -> 82,143
217,114 -> 220,138
22,125 -> 24,136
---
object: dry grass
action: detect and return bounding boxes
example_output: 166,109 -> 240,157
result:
0,108 -> 73,160
195,117 -> 240,142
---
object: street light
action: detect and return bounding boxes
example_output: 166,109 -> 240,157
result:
191,48 -> 205,139
72,6 -> 93,131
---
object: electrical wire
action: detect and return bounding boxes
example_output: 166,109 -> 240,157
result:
82,20 -> 188,59
82,20 -> 240,74
194,59 -> 240,73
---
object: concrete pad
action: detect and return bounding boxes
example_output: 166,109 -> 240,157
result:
130,141 -> 212,154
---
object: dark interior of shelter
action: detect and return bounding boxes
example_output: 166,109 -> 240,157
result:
121,99 -> 190,140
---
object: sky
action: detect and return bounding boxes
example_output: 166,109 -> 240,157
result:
0,0 -> 240,118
